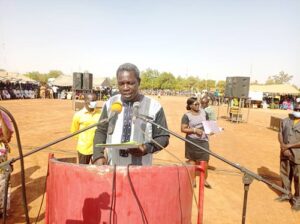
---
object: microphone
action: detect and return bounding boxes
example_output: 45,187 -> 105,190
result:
108,102 -> 123,120
132,101 -> 153,122
132,101 -> 140,123
107,102 -> 122,135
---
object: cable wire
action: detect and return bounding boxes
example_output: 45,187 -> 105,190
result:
127,165 -> 148,224
34,162 -> 49,224
134,125 -> 201,215
109,164 -> 117,224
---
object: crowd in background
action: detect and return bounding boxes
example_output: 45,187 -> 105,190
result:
1,80 -> 299,111
262,95 -> 299,110
0,81 -> 39,100
0,80 -> 75,100
39,85 -> 72,100
141,89 -> 196,96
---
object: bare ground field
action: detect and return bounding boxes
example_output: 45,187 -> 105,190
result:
1,96 -> 300,224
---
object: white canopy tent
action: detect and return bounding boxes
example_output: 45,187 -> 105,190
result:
250,84 -> 299,95
0,71 -> 39,84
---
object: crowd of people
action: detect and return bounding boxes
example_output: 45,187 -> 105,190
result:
278,95 -> 299,110
39,85 -> 72,99
0,81 -> 38,100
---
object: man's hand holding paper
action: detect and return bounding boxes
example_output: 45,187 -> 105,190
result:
127,144 -> 147,157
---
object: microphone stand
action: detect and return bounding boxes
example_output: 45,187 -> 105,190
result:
0,106 -> 111,224
136,114 -> 290,224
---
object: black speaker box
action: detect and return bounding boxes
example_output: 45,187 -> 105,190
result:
225,76 -> 250,98
82,73 -> 93,90
73,72 -> 83,90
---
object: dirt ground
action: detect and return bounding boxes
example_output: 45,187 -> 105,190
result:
1,96 -> 300,224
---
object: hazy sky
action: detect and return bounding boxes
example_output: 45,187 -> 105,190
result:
0,0 -> 299,86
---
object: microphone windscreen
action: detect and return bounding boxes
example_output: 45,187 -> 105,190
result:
132,102 -> 140,121
133,101 -> 140,109
111,102 -> 122,114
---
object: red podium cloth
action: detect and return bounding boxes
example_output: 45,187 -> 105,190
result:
46,154 -> 205,224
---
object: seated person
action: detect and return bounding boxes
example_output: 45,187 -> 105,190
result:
1,88 -> 10,100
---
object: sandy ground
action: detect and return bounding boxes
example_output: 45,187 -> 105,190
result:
1,96 -> 300,224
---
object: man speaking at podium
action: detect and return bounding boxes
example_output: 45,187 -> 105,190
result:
92,63 -> 170,166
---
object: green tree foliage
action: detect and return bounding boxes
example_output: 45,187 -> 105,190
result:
265,71 -> 293,84
184,76 -> 200,90
157,72 -> 176,90
24,70 -> 64,84
140,68 -> 160,89
108,77 -> 117,87
48,70 -> 63,78
174,76 -> 185,90
216,80 -> 226,93
21,68 -> 237,91
206,80 -> 216,90
24,71 -> 47,84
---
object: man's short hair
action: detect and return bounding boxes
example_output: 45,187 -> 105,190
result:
116,63 -> 141,84
84,92 -> 96,101
201,96 -> 209,103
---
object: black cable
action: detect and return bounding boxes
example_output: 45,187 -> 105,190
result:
175,165 -> 183,224
0,106 -> 30,224
113,165 -> 117,224
135,124 -> 200,213
34,159 -> 49,224
3,166 -> 11,224
126,165 -> 148,224
109,164 -> 116,224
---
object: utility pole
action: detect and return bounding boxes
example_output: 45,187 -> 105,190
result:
205,80 -> 207,90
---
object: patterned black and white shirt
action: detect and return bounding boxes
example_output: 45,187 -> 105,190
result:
93,94 -> 170,166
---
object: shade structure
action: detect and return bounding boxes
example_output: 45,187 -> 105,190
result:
250,84 -> 299,95
45,154 -> 205,224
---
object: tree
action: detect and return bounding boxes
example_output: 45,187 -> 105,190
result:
184,76 -> 200,90
24,70 -> 64,84
265,71 -> 293,84
108,77 -> 117,87
24,71 -> 48,84
216,80 -> 226,93
206,79 -> 216,90
140,68 -> 160,89
265,77 -> 275,85
174,76 -> 185,90
157,72 -> 176,90
48,70 -> 63,78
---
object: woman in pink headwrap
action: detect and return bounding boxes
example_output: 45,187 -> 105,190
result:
0,111 -> 13,215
